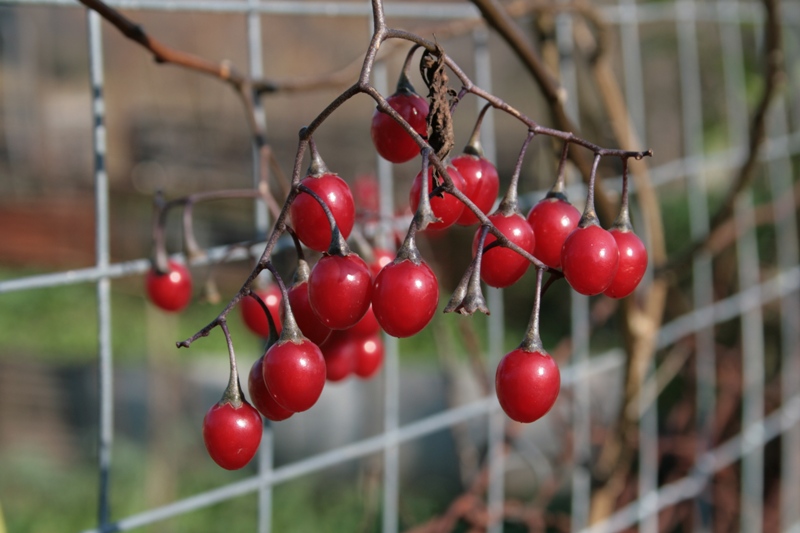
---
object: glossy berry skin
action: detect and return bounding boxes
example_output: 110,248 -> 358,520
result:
320,331 -> 355,382
526,198 -> 581,269
309,253 -> 373,330
240,285 -> 282,338
353,333 -> 384,379
284,281 -> 331,345
290,173 -> 356,252
202,400 -> 262,470
603,229 -> 648,299
145,260 -> 192,312
472,212 -> 536,289
409,165 -> 467,232
451,154 -> 500,226
495,348 -> 560,423
370,90 -> 429,163
248,355 -> 293,421
372,259 -> 439,338
561,224 -> 620,296
263,339 -> 326,412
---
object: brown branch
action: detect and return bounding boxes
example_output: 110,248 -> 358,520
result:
468,0 -> 619,226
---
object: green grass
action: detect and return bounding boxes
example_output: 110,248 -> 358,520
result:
0,269 -> 266,364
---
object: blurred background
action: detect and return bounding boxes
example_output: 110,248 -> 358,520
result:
0,0 -> 799,531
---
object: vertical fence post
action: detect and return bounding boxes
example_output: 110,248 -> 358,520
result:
372,58 -> 400,533
471,24 -> 505,533
244,3 -> 274,532
87,9 -> 113,530
676,2 -> 716,528
553,11 -> 592,532
767,98 -> 800,532
736,190 -> 765,533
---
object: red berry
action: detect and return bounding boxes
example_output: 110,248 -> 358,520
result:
290,173 -> 355,252
409,165 -> 467,232
495,348 -> 560,423
263,339 -> 326,412
603,229 -> 648,299
353,333 -> 384,379
202,400 -> 262,470
451,154 -> 499,226
370,90 -> 429,163
353,173 -> 380,215
240,285 -> 282,338
145,260 -> 192,312
369,248 -> 395,278
349,304 -> 381,337
320,331 -> 355,382
372,259 -> 438,338
526,197 -> 581,269
561,224 -> 620,296
472,212 -> 535,288
247,355 -> 293,421
284,281 -> 331,345
308,253 -> 373,330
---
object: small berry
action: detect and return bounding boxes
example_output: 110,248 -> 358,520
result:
203,400 -> 262,470
495,348 -> 560,423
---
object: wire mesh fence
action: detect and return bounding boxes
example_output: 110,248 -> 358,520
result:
0,0 -> 798,532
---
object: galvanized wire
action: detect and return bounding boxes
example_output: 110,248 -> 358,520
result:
1,1 -> 798,532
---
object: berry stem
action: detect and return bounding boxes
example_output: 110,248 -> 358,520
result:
265,262 -> 304,344
395,212 -> 425,265
498,130 -> 536,215
219,320 -> 244,407
150,191 -> 170,274
245,289 -> 279,346
578,153 -> 603,228
307,137 -> 329,177
612,157 -> 634,232
463,102 -> 493,157
546,141 -> 571,200
296,183 -> 350,256
413,150 -> 440,231
519,267 -> 545,352
285,225 -> 306,265
398,44 -> 422,93
445,225 -> 492,315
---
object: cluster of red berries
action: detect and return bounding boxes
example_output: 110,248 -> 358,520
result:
144,61 -> 649,470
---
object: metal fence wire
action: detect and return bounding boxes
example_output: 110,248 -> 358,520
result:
0,0 -> 799,532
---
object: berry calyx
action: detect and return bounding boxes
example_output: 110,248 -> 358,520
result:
145,260 -> 192,312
